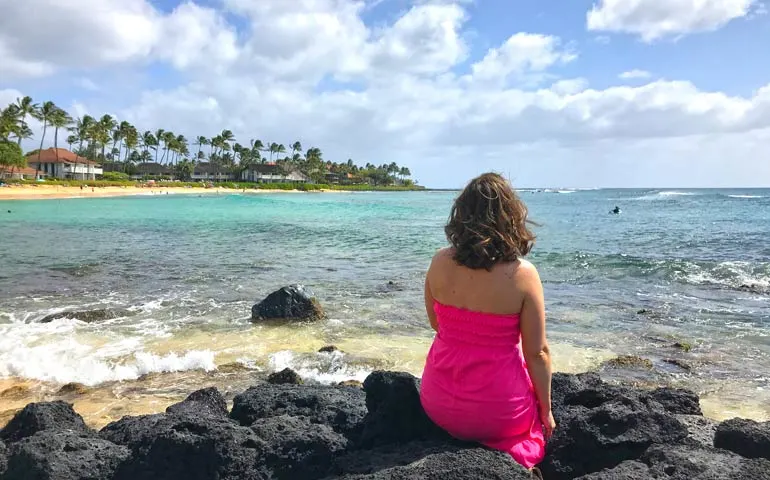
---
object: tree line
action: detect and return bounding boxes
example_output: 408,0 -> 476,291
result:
0,97 -> 413,185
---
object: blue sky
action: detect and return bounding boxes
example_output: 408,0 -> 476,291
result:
2,0 -> 770,188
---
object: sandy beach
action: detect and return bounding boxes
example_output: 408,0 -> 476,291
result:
0,184 -> 313,200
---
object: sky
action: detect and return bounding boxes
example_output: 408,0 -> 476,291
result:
1,0 -> 770,188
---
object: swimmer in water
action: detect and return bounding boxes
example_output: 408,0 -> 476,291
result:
611,206 -> 621,214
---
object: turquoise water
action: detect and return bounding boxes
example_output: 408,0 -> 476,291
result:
0,189 -> 769,423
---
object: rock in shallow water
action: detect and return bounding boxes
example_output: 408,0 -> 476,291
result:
715,418 -> 770,460
39,308 -> 133,324
251,284 -> 325,322
267,368 -> 304,385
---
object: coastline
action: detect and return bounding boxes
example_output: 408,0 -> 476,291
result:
0,184 -> 355,200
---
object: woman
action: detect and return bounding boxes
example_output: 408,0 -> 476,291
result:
420,173 -> 554,469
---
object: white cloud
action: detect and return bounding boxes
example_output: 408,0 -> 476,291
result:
587,0 -> 756,41
0,0 -> 238,79
2,0 -> 770,187
468,33 -> 576,86
619,69 -> 652,80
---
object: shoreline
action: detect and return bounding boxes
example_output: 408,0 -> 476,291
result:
0,184 -> 357,201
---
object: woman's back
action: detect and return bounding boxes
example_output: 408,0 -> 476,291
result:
428,247 -> 528,316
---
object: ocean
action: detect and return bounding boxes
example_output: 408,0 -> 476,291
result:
1,189 -> 768,426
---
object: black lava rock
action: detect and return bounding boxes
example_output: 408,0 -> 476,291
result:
267,368 -> 304,385
230,384 -> 367,438
165,387 -> 229,418
251,415 -> 348,480
251,285 -> 325,322
578,444 -> 770,479
358,371 -> 450,448
39,308 -> 133,324
3,432 -> 130,480
715,418 -> 770,460
642,387 -> 702,415
333,444 -> 531,479
0,401 -> 90,443
540,396 -> 688,479
102,413 -> 268,480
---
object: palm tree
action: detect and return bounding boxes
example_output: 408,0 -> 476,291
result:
70,115 -> 94,159
14,96 -> 38,147
31,101 -> 57,178
154,128 -> 164,163
160,131 -> 175,164
173,134 -> 188,164
124,126 -> 139,167
194,136 -> 209,162
66,134 -> 77,154
113,121 -> 131,163
220,129 -> 235,147
0,105 -> 21,142
49,107 -> 73,164
141,131 -> 157,157
97,115 -> 117,161
268,142 -> 279,162
291,141 -> 302,158
276,144 -> 286,160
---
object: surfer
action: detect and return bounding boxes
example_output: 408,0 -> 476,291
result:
611,206 -> 621,214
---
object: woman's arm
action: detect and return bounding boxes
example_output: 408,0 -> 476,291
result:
518,263 -> 555,438
424,274 -> 439,332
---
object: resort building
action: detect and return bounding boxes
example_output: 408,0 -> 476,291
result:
131,162 -> 173,179
241,163 -> 310,183
0,166 -> 38,180
26,148 -> 102,180
191,162 -> 233,182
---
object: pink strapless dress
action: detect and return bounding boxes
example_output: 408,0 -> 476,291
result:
420,300 -> 545,468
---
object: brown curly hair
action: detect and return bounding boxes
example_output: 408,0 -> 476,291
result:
445,173 -> 536,270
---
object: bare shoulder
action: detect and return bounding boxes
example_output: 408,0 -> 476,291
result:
514,259 -> 542,284
431,247 -> 454,266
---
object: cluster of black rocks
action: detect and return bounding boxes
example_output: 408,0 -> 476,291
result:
1,370 -> 768,479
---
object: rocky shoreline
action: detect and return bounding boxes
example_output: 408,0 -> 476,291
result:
0,369 -> 768,480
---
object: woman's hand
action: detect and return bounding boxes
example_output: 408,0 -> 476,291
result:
540,409 -> 556,440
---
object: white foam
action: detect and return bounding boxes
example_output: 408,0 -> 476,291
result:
658,191 -> 695,196
674,261 -> 770,292
0,322 -> 216,385
268,350 -> 371,384
728,195 -> 765,199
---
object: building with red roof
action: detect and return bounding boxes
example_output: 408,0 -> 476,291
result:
26,148 -> 103,180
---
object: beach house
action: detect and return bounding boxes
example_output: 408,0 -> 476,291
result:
0,166 -> 38,180
131,162 -> 173,179
241,164 -> 310,183
26,148 -> 102,180
191,162 -> 232,182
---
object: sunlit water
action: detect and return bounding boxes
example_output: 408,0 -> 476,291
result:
1,189 -> 768,427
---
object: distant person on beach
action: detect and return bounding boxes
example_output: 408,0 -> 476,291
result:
421,172 -> 552,470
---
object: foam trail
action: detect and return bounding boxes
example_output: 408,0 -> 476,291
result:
268,350 -> 371,384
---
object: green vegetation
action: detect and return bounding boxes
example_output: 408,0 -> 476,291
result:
0,141 -> 25,173
1,96 -> 419,189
